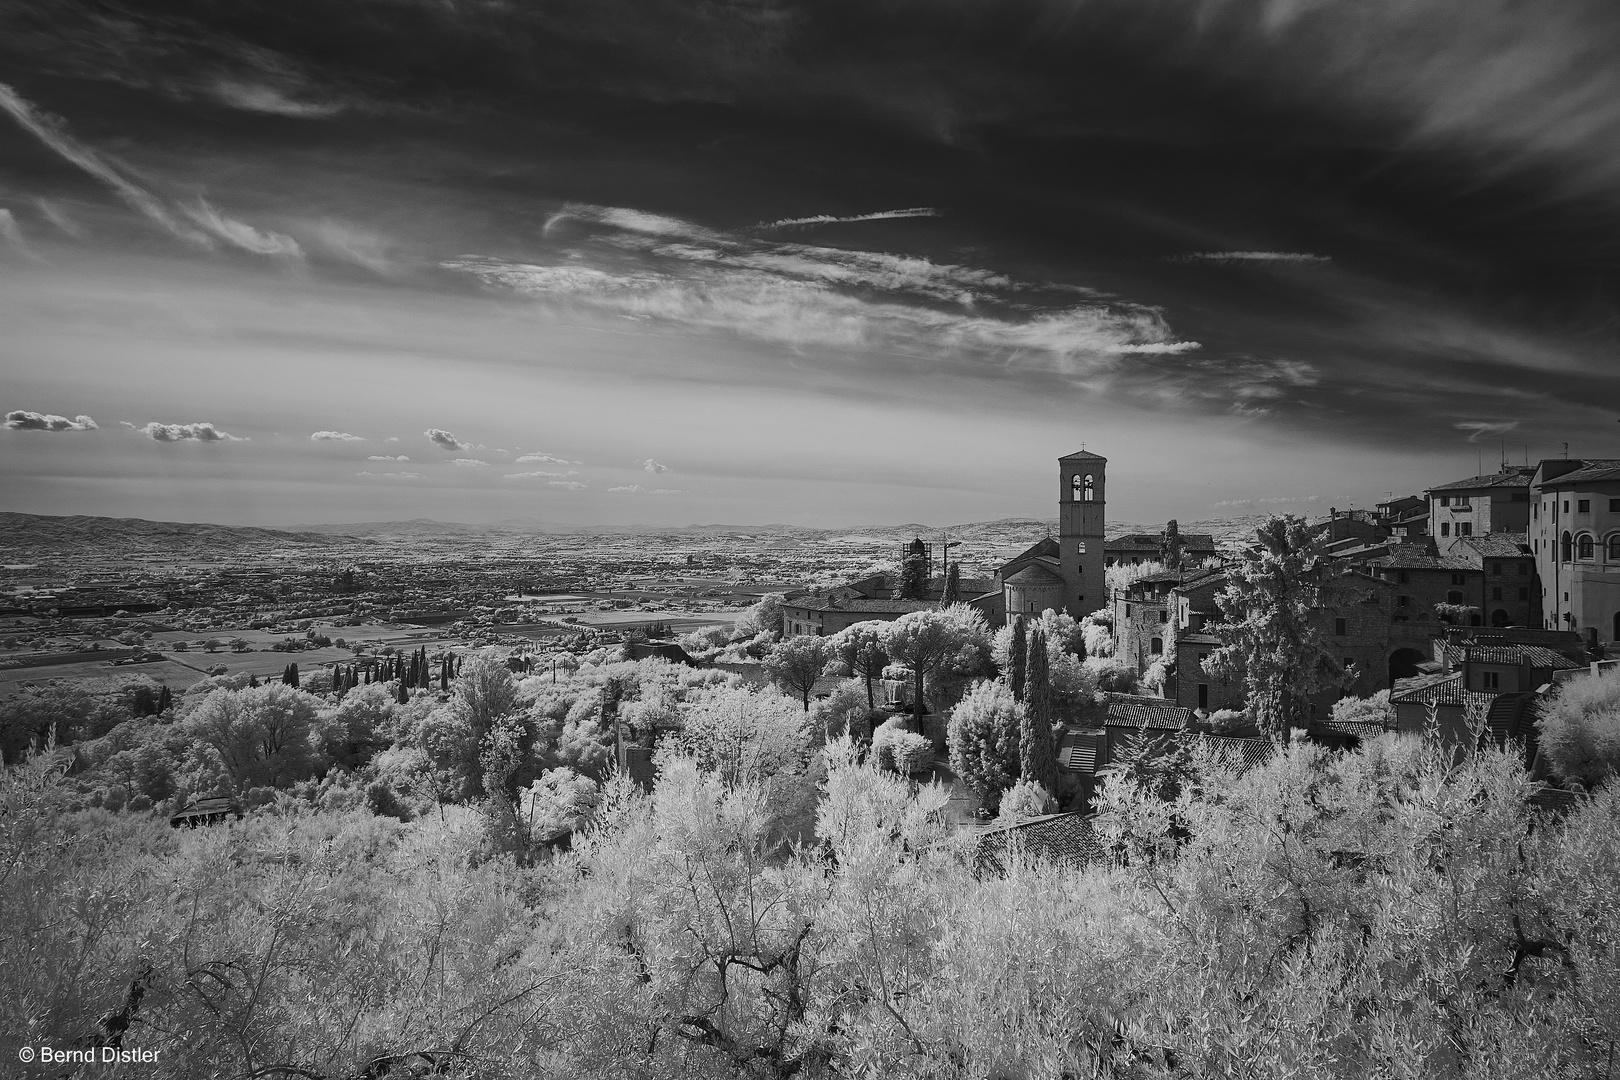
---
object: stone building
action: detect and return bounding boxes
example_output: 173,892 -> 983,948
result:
1530,457 -> 1620,643
1104,530 -> 1218,568
1450,533 -> 1538,629
1426,467 -> 1535,542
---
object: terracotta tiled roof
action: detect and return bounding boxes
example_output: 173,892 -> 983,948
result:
973,812 -> 1106,876
1364,551 -> 1477,571
1389,673 -> 1495,708
1322,720 -> 1389,740
1187,734 -> 1274,774
1105,698 -> 1192,730
1463,644 -> 1582,670
1538,459 -> 1620,488
1456,534 -> 1533,559
1427,468 -> 1536,493
1005,563 -> 1065,585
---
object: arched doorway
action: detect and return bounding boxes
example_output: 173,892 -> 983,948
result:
1491,608 -> 1511,627
1389,647 -> 1426,685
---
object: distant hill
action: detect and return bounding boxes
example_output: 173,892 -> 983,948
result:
0,513 -> 345,554
0,512 -> 1271,556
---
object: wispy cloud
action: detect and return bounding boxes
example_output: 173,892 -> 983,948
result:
311,430 -> 363,442
4,410 -> 97,432
125,421 -> 245,442
609,484 -> 682,494
758,207 -> 940,230
367,454 -> 410,461
356,470 -> 425,480
548,480 -> 588,491
425,428 -> 468,451
209,80 -> 343,118
451,458 -> 490,467
1168,251 -> 1332,264
0,83 -> 210,247
642,458 -> 670,473
514,451 -> 579,465
0,209 -> 41,261
34,198 -> 86,239
445,203 -> 1197,370
183,199 -> 303,258
1455,420 -> 1520,442
301,219 -> 398,276
504,469 -> 576,479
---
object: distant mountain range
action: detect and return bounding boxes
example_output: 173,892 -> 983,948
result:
1,511 -> 1273,556
0,512 -> 345,554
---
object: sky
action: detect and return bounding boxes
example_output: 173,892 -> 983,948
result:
2,0 -> 1619,528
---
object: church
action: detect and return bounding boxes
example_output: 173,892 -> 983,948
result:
971,451 -> 1108,627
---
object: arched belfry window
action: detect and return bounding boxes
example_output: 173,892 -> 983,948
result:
1076,541 -> 1086,554
1082,474 -> 1095,502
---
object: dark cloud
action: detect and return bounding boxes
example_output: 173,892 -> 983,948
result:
424,428 -> 467,452
4,409 -> 97,431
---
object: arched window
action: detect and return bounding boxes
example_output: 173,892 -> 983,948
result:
1082,474 -> 1095,502
1561,532 -> 1573,561
1578,534 -> 1595,560
1609,534 -> 1620,561
1075,541 -> 1086,554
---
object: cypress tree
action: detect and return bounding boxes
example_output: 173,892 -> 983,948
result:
941,561 -> 961,605
250,674 -> 260,688
1008,614 -> 1027,702
1020,626 -> 1060,799
288,662 -> 299,688
156,683 -> 172,714
898,537 -> 928,600
396,679 -> 409,705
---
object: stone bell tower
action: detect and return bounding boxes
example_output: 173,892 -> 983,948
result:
1058,450 -> 1106,617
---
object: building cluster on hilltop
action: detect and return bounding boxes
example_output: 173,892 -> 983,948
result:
778,449 -> 1620,794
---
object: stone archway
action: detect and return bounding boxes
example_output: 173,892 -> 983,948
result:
1389,647 -> 1426,685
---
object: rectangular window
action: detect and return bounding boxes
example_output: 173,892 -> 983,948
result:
1159,611 -> 1168,623
1564,501 -> 1570,513
1398,571 -> 1409,584
1334,617 -> 1346,636
1451,573 -> 1465,586
1578,499 -> 1591,513
1491,562 -> 1501,575
1492,587 -> 1502,600
1611,499 -> 1620,513
1461,523 -> 1473,536
1441,522 -> 1450,537
1483,671 -> 1500,690
1440,495 -> 1451,507
1397,595 -> 1410,607
1197,684 -> 1208,710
